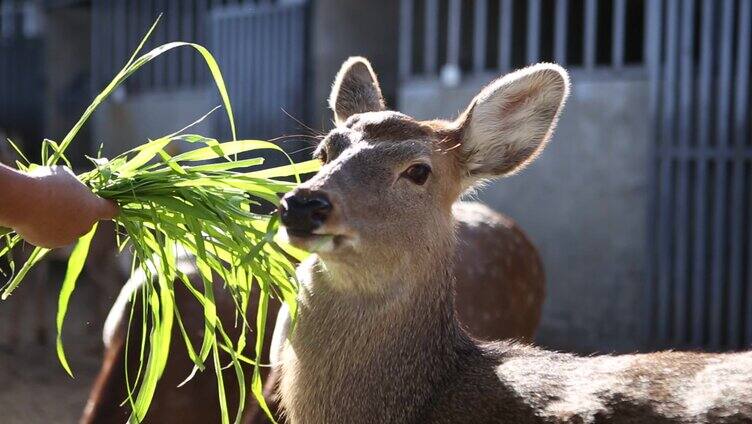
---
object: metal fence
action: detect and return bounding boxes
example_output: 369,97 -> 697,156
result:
90,0 -> 281,94
209,2 -> 308,141
399,0 -> 648,81
0,0 -> 44,146
648,0 -> 752,351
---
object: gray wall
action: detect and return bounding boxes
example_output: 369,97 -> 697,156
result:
310,0 -> 399,129
92,88 -> 216,159
400,74 -> 651,353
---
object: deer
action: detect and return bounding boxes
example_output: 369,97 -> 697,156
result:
270,57 -> 752,424
80,200 -> 544,423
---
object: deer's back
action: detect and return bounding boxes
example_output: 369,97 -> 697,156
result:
453,201 -> 544,342
427,342 -> 752,424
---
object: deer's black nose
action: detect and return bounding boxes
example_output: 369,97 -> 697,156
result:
279,190 -> 332,234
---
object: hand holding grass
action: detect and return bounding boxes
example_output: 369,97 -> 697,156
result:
0,17 -> 319,422
0,164 -> 118,248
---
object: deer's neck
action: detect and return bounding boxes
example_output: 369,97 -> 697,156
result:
282,239 -> 473,422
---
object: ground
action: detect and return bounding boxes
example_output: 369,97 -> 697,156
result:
0,344 -> 99,423
0,265 -> 108,423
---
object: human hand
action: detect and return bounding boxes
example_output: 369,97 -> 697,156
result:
13,166 -> 118,248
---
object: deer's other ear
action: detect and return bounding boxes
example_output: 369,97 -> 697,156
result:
329,57 -> 386,125
456,63 -> 569,182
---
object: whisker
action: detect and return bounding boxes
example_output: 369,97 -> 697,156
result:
268,134 -> 322,143
288,145 -> 319,156
280,108 -> 324,137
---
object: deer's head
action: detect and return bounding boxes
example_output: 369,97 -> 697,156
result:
280,58 -> 569,290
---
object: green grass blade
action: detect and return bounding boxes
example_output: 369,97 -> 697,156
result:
56,223 -> 98,377
246,159 -> 321,179
1,246 -> 50,299
117,137 -> 172,177
212,341 -> 231,424
251,288 -> 274,420
169,140 -> 281,162
4,137 -> 30,165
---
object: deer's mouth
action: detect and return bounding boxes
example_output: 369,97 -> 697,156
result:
280,227 -> 347,253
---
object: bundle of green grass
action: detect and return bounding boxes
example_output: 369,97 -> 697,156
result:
0,19 -> 314,423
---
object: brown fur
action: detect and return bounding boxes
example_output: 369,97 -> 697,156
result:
273,58 -> 752,424
80,203 -> 545,423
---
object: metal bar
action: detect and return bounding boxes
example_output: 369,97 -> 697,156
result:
168,0 -> 180,88
644,0 -> 663,348
526,0 -> 541,64
157,0 -> 169,89
1,1 -> 14,39
127,0 -> 139,92
249,9 -> 260,137
554,0 -> 568,65
292,4 -> 302,132
498,0 -> 512,72
730,0 -> 751,348
222,9 -> 234,136
111,1 -> 121,91
209,6 -> 219,131
583,0 -> 597,69
709,0 -> 735,349
90,0 -> 100,91
126,0 -> 138,92
673,0 -> 695,346
612,0 -> 626,68
241,10 -> 251,138
182,0 -> 194,86
748,159 -> 752,347
261,10 -> 271,137
734,1 -> 752,346
657,0 -> 679,344
279,8 -> 290,136
474,0 -> 488,72
271,8 -> 282,136
423,0 -> 439,74
399,0 -> 413,79
691,0 -> 715,348
446,0 -> 461,70
196,0 -> 210,84
139,0 -> 153,89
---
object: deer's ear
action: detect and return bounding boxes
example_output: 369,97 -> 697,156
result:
329,57 -> 386,125
456,63 -> 569,182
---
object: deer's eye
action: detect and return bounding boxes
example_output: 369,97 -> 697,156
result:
402,164 -> 431,185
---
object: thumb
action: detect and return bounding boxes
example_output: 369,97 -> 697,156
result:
96,198 -> 120,220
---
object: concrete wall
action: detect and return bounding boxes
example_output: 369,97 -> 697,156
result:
309,0 -> 399,129
400,74 -> 652,353
92,88 -> 218,158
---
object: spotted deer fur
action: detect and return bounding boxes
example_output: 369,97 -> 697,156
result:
273,58 -> 752,424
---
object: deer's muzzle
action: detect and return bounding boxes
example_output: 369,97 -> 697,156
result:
279,190 -> 333,236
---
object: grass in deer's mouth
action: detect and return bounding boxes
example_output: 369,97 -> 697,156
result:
279,228 -> 339,253
0,17 -> 318,424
